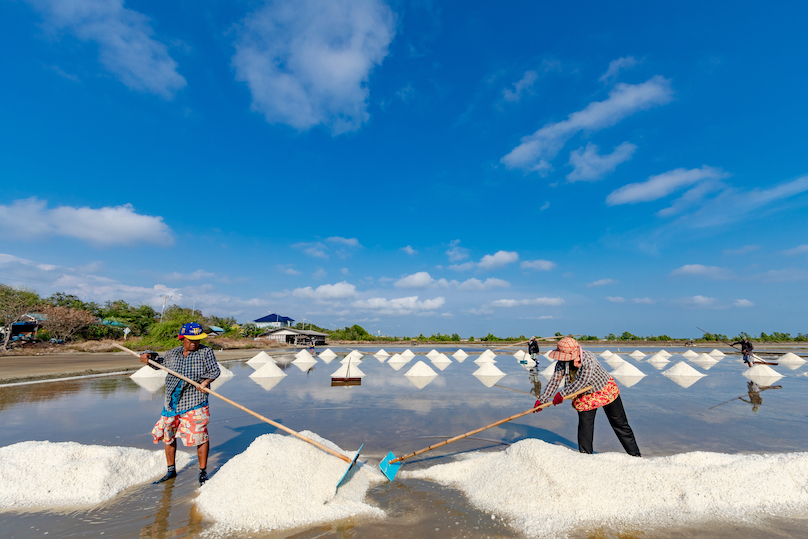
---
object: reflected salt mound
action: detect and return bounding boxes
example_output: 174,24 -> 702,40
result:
611,362 -> 646,388
331,358 -> 365,380
629,350 -> 646,360
681,350 -> 699,360
605,354 -> 627,369
251,376 -> 283,392
662,361 -> 706,388
319,354 -> 335,364
401,349 -> 416,360
404,360 -> 438,389
426,349 -> 440,359
691,353 -> 719,370
374,349 -> 390,359
778,352 -> 806,370
646,353 -> 670,369
387,354 -> 407,371
430,353 -> 452,371
472,362 -> 506,387
708,349 -> 726,358
318,349 -> 337,361
452,349 -> 468,362
210,365 -> 234,391
246,351 -> 273,368
742,364 -> 783,385
292,356 -> 317,372
250,360 -> 286,379
599,350 -> 614,359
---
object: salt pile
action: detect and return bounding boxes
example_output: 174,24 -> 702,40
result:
404,361 -> 438,389
599,350 -> 614,359
404,439 -> 808,538
292,355 -> 317,372
604,354 -> 627,369
479,349 -> 497,361
374,349 -> 390,359
401,349 -> 415,360
629,350 -> 646,360
681,350 -> 699,360
472,362 -> 506,388
646,353 -> 670,369
430,353 -> 452,371
690,353 -> 719,370
742,364 -> 783,385
211,365 -> 235,391
778,352 -> 806,370
247,351 -> 273,368
0,441 -> 191,509
452,349 -> 469,362
295,350 -> 314,361
540,361 -> 557,379
426,349 -> 440,359
318,349 -> 337,363
662,361 -> 706,388
611,362 -> 646,388
130,365 -> 167,392
474,354 -> 496,365
345,350 -> 363,361
387,354 -> 407,371
250,360 -> 287,379
196,432 -> 384,533
131,365 -> 167,379
514,350 -> 526,361
331,359 -> 365,379
657,350 -> 672,358
708,349 -> 726,358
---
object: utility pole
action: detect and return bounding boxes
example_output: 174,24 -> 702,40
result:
159,295 -> 172,323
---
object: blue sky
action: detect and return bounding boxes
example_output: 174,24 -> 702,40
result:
2,0 -> 807,338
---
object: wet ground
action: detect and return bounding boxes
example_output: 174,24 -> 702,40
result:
1,345 -> 807,538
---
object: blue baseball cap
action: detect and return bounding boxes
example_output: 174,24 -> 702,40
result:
179,322 -> 207,340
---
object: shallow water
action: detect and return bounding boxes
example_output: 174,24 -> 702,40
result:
1,345 -> 807,538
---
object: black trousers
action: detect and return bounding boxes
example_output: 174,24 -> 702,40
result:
577,395 -> 641,456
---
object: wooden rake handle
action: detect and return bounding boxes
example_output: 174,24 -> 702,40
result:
114,343 -> 351,464
390,385 -> 593,464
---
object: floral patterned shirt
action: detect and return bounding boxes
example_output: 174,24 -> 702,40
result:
538,349 -> 610,403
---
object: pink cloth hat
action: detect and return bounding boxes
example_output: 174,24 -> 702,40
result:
548,336 -> 581,364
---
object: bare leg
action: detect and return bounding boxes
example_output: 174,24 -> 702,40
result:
196,441 -> 209,470
164,441 -> 177,466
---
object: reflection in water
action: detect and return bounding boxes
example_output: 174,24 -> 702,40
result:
0,377 -> 139,411
139,480 -> 203,538
528,367 -> 543,398
710,381 -> 783,412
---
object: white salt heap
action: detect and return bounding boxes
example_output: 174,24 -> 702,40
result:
374,349 -> 390,359
295,350 -> 314,361
292,355 -> 317,372
405,360 -> 438,378
196,432 -> 384,533
474,354 -> 496,365
778,352 -> 806,369
401,349 -> 415,360
452,349 -> 468,362
599,350 -> 613,359
404,439 -> 808,539
131,365 -> 167,379
540,361 -> 557,379
629,350 -> 646,359
250,361 -> 286,378
681,350 -> 699,360
318,349 -> 337,361
430,353 -> 452,371
211,365 -> 234,391
346,350 -> 363,361
0,441 -> 191,509
611,362 -> 645,378
646,353 -> 670,369
473,362 -> 505,377
657,350 -> 672,358
387,354 -> 407,371
708,348 -> 726,358
331,360 -> 365,379
690,353 -> 719,370
742,364 -> 783,385
426,349 -> 440,359
604,354 -> 626,369
247,351 -> 273,368
480,349 -> 497,360
514,350 -> 526,361
663,361 -> 706,388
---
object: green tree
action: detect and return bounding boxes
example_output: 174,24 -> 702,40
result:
0,284 -> 41,350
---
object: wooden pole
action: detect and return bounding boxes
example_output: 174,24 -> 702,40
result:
388,385 -> 593,465
114,343 -> 351,464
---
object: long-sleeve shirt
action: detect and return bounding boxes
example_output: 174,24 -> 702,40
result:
732,340 -> 754,354
149,345 -> 220,415
528,341 -> 540,355
538,349 -> 610,403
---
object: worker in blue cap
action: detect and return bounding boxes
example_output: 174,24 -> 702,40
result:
140,322 -> 220,485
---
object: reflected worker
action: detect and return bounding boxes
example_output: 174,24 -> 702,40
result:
535,337 -> 641,456
740,380 -> 782,412
140,322 -> 220,485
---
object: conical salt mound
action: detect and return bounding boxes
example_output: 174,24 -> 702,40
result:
742,364 -> 783,385
318,349 -> 337,360
691,353 -> 719,370
605,355 -> 626,369
250,361 -> 287,378
131,376 -> 165,392
778,352 -> 806,370
340,354 -> 363,364
293,355 -> 317,366
708,349 -> 725,358
662,361 -> 706,388
295,349 -> 313,359
474,355 -> 496,365
480,349 -> 497,359
599,350 -> 614,359
247,351 -> 273,367
131,365 -> 167,379
401,349 -> 415,360
405,360 -> 438,378
331,359 -> 365,379
374,353 -> 387,363
540,361 -> 558,379
374,349 -> 390,359
210,365 -> 234,391
681,350 -> 699,359
473,362 -> 505,377
426,349 -> 440,359
387,353 -> 407,371
611,362 -> 645,378
629,350 -> 646,360
345,350 -> 363,361
430,353 -> 452,371
612,373 -> 645,388
646,353 -> 670,369
657,350 -> 672,358
514,350 -> 526,360
452,349 -> 468,362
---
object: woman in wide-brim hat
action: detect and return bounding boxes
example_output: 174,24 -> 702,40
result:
536,336 -> 641,456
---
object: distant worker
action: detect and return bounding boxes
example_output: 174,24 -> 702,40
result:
527,336 -> 540,364
140,322 -> 220,485
731,337 -> 755,367
535,337 -> 641,457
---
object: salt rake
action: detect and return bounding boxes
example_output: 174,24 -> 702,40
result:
114,343 -> 363,494
379,385 -> 592,481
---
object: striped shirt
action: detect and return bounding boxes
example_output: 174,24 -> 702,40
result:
150,345 -> 220,415
539,349 -> 610,403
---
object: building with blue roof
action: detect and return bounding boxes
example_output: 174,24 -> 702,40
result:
253,313 -> 295,329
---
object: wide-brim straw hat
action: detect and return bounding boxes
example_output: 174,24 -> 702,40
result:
548,336 -> 580,361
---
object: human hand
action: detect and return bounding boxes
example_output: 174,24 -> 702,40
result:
139,353 -> 150,364
532,399 -> 543,413
552,392 -> 564,406
199,380 -> 211,393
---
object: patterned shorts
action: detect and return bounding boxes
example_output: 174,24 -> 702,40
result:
572,377 -> 620,412
152,406 -> 210,447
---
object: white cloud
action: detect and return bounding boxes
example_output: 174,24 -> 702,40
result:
292,281 -> 357,300
292,241 -> 328,258
606,296 -> 626,303
540,202 -> 550,211
393,272 -> 508,291
599,56 -> 638,84
632,297 -> 655,304
447,261 -> 475,272
606,166 -> 730,206
670,264 -> 733,280
724,245 -> 760,255
502,70 -> 538,102
477,250 -> 519,270
501,76 -> 672,173
352,295 -> 445,315
26,0 -> 186,98
587,278 -> 616,287
734,299 -> 754,308
164,270 -> 215,281
395,271 -> 437,289
782,244 -> 808,256
401,245 -> 417,255
520,259 -> 556,271
446,239 -> 469,262
457,278 -> 509,291
312,268 -> 327,279
232,0 -> 395,134
567,142 -> 636,182
491,297 -> 564,307
276,265 -> 301,275
0,198 -> 173,247
675,295 -> 723,309
326,236 -> 361,247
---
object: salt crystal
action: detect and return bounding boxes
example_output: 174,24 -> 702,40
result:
426,349 -> 440,359
401,349 -> 415,360
599,350 -> 614,359
130,365 -> 167,379
374,349 -> 390,359
452,349 -> 469,362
